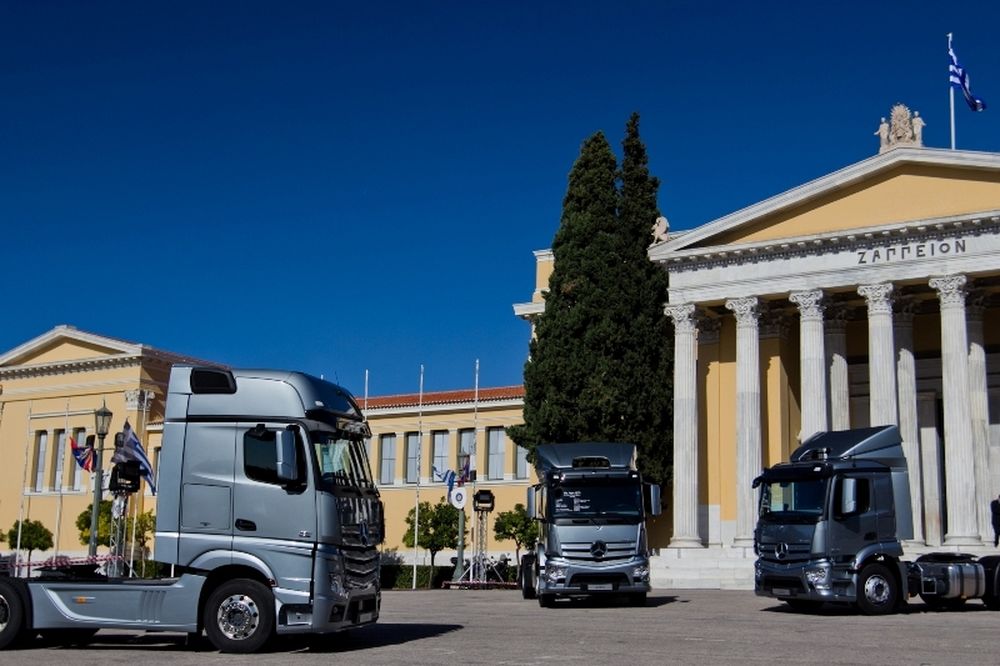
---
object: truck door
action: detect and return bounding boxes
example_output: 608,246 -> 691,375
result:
233,422 -> 318,569
828,473 -> 876,559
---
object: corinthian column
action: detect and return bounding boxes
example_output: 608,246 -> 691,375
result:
929,274 -> 980,545
825,305 -> 850,430
666,303 -> 701,547
790,290 -> 827,441
857,283 -> 897,426
967,291 -> 992,543
725,296 -> 761,548
893,299 -> 924,543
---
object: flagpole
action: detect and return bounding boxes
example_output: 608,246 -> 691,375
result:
949,33 -> 956,149
53,401 -> 70,557
412,364 -> 424,590
15,402 -> 33,577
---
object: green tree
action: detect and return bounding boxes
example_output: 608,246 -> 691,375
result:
403,499 -> 467,586
493,503 -> 538,565
76,500 -> 113,546
7,519 -> 54,568
509,116 -> 673,487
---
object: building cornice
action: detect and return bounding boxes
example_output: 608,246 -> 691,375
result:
0,353 -> 148,381
659,211 -> 1000,273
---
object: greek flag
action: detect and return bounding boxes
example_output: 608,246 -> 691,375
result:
111,420 -> 157,495
949,35 -> 986,112
432,466 -> 457,493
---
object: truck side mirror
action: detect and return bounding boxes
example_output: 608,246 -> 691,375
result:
526,486 -> 536,519
276,428 -> 298,482
839,477 -> 858,516
645,484 -> 662,517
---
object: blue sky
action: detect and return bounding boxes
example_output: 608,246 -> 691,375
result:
3,1 -> 999,397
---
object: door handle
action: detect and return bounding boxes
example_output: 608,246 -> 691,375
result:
235,519 -> 257,531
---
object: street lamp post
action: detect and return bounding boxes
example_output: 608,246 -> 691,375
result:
88,401 -> 113,557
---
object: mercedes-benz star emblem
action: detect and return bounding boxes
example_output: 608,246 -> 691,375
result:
774,542 -> 788,560
590,540 -> 607,559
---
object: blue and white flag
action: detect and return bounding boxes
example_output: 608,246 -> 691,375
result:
432,466 -> 457,493
112,420 -> 157,495
949,34 -> 986,112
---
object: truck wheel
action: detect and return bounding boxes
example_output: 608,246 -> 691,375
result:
0,579 -> 28,650
857,563 -> 899,615
203,579 -> 275,654
520,556 -> 536,600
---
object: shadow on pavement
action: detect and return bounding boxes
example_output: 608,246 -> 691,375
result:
543,594 -> 679,609
286,622 -> 463,653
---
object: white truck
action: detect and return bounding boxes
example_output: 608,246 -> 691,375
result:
0,366 -> 384,652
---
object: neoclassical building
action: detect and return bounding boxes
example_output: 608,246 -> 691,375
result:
518,134 -> 1000,586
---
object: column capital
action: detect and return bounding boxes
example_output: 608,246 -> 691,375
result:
893,297 -> 920,327
725,296 -> 759,327
759,311 -> 789,340
967,289 -> 990,322
929,274 -> 967,308
789,289 -> 825,321
858,283 -> 894,314
824,303 -> 851,334
665,303 -> 698,334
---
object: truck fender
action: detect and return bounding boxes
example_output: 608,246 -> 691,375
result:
188,550 -> 277,583
850,542 -> 903,573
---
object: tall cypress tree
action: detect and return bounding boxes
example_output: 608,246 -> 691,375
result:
509,116 -> 673,486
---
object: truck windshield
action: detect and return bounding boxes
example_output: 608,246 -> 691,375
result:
758,478 -> 826,523
312,430 -> 375,490
550,480 -> 642,520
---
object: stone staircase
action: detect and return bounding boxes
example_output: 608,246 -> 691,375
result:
650,546 -> 755,590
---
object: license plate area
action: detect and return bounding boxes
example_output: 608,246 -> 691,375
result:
587,583 -> 613,591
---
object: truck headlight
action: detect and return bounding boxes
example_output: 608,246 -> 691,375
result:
632,565 -> 650,582
805,567 -> 830,590
546,564 -> 567,582
329,555 -> 346,597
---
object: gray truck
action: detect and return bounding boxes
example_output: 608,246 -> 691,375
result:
519,442 -> 660,607
0,366 -> 384,652
754,425 -> 1000,614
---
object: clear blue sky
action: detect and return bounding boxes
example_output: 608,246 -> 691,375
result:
3,1 -> 999,397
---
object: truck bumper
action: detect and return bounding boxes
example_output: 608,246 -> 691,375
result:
275,585 -> 380,635
539,558 -> 651,597
754,558 -> 856,604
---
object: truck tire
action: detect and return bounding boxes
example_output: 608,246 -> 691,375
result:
203,578 -> 275,654
0,579 -> 29,650
856,563 -> 899,615
520,555 -> 536,600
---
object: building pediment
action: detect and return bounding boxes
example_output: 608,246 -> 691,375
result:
650,148 -> 1000,260
0,325 -> 142,368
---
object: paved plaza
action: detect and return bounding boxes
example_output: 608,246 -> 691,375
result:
3,588 -> 998,665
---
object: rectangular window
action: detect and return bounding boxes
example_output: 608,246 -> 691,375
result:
458,429 -> 476,476
487,427 -> 505,481
379,434 -> 396,485
51,429 -> 67,490
405,432 -> 420,484
34,431 -> 48,492
72,428 -> 87,491
516,444 -> 529,480
432,431 -> 448,475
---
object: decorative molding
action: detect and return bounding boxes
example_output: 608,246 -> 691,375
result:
725,297 -> 759,328
858,283 -> 894,315
655,212 -> 1000,273
666,303 -> 698,334
789,289 -> 825,321
929,274 -> 968,308
125,388 -> 156,412
0,354 -> 147,381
